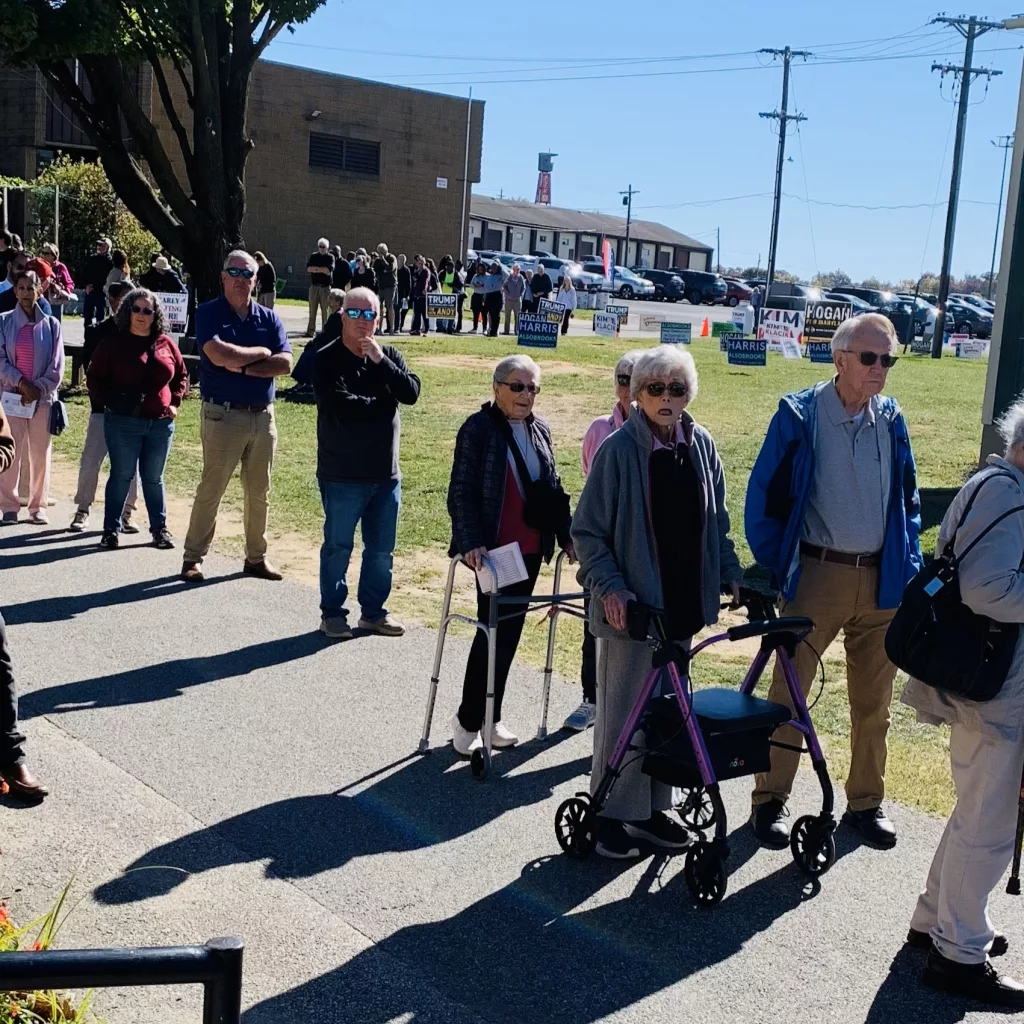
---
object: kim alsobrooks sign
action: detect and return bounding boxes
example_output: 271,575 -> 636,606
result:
804,300 -> 852,342
660,322 -> 692,344
727,337 -> 767,367
426,293 -> 458,319
517,314 -> 559,349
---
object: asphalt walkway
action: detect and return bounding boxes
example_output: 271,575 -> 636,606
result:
0,504 -> 1018,1023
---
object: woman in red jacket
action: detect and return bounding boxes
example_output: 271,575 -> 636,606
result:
87,288 -> 188,551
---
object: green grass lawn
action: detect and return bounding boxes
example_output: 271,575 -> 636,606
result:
55,336 -> 987,816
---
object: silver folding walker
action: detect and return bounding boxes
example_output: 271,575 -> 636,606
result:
418,550 -> 586,780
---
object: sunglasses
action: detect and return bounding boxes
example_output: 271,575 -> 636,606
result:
131,305 -> 155,316
225,267 -> 254,279
616,374 -> 631,387
856,352 -> 898,368
345,307 -> 377,320
644,381 -> 688,398
498,381 -> 541,395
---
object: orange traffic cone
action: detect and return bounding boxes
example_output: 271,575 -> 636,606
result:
700,317 -> 710,338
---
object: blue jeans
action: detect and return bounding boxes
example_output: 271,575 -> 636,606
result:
318,477 -> 400,622
103,414 -> 175,534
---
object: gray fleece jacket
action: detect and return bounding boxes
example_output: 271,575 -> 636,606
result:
571,407 -> 742,639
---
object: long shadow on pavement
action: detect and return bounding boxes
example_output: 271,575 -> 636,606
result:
94,739 -> 587,904
19,630 -> 330,718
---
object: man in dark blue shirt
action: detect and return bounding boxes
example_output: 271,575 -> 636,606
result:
181,250 -> 292,583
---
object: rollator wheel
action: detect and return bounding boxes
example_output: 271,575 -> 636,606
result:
790,815 -> 836,877
677,787 -> 717,831
554,795 -> 596,859
470,746 -> 490,781
684,842 -> 728,907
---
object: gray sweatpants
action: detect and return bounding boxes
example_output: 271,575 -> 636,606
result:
74,412 -> 139,514
591,635 -> 674,821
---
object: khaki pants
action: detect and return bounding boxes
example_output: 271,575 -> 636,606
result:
752,556 -> 897,812
258,291 -> 276,309
183,403 -> 277,565
0,404 -> 51,515
307,284 -> 330,334
503,298 -> 521,334
74,412 -> 138,513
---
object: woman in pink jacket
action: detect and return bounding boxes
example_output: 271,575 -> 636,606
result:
0,270 -> 64,524
562,349 -> 645,732
39,243 -> 75,322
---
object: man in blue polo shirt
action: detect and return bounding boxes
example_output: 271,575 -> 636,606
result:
181,250 -> 293,583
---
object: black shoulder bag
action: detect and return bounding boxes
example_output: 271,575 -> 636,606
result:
884,470 -> 1024,701
489,405 -> 570,534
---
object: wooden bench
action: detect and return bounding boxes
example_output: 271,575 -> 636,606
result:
65,340 -> 200,387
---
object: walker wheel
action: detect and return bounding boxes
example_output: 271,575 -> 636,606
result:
554,794 -> 596,859
684,842 -> 728,907
678,787 -> 717,831
790,815 -> 836,877
470,746 -> 490,781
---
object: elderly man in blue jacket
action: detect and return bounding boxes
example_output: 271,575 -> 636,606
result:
745,313 -> 922,850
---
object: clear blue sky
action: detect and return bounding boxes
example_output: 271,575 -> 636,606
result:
264,2 -> 1024,284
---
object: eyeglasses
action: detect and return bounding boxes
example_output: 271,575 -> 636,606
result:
856,352 -> 898,368
644,381 -> 688,398
131,305 -> 155,316
345,308 -> 377,320
225,267 -> 254,279
616,374 -> 631,387
498,381 -> 541,395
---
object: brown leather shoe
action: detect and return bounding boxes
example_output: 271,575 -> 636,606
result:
1,764 -> 49,801
243,559 -> 283,581
181,561 -> 205,583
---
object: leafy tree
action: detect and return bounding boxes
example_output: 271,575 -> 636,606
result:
859,276 -> 894,291
812,269 -> 852,289
0,0 -> 325,299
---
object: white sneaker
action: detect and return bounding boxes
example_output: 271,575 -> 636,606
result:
562,700 -> 597,732
451,715 -> 482,756
28,510 -> 48,525
490,722 -> 519,748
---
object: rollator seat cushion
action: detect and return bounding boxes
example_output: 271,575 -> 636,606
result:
690,688 -> 793,734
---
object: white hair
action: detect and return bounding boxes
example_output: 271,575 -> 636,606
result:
223,249 -> 257,272
318,237 -> 329,248
493,354 -> 540,383
343,286 -> 380,314
996,397 -> 1024,453
831,312 -> 897,353
614,349 -> 646,380
631,345 -> 699,402
328,288 -> 346,307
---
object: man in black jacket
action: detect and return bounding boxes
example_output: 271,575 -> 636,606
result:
82,237 -> 114,326
312,286 -> 421,640
531,268 -> 553,303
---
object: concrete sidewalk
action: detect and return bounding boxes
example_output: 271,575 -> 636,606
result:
0,506 -> 1016,1023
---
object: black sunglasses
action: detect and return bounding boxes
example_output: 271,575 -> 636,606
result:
345,308 -> 377,320
616,374 -> 631,387
225,267 -> 254,279
131,305 -> 155,316
857,352 -> 898,368
498,381 -> 541,395
644,381 -> 688,398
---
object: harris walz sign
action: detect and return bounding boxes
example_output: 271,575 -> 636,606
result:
804,300 -> 852,343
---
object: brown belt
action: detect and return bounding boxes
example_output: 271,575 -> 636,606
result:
800,542 -> 881,569
204,400 -> 270,414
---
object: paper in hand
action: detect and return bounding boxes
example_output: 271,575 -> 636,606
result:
1,392 -> 36,419
475,542 -> 529,590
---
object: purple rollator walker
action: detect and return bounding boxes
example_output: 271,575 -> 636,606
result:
554,588 -> 837,906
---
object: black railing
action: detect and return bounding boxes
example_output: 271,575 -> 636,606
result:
0,936 -> 243,1024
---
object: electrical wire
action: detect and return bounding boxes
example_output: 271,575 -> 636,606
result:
789,78 -> 819,280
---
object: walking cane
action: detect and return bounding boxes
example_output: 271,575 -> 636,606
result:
1006,764 -> 1024,895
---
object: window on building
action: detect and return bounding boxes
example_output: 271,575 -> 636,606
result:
309,132 -> 381,176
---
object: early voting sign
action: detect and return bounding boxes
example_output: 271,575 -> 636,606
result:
758,308 -> 804,351
727,337 -> 767,367
426,293 -> 457,319
593,312 -> 619,337
804,300 -> 852,342
538,298 -> 566,325
517,314 -> 558,349
660,322 -> 692,344
156,291 -> 188,333
605,303 -> 629,326
807,341 -> 834,364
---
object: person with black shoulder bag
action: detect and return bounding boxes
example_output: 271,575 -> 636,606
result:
899,401 -> 1024,1007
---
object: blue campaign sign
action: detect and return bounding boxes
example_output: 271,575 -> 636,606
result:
807,341 -> 833,364
660,321 -> 692,344
517,314 -> 559,349
727,337 -> 767,367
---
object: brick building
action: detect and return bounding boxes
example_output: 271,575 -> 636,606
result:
0,60 -> 485,295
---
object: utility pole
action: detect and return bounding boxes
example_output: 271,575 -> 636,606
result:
459,87 -> 473,260
620,184 -> 639,266
759,46 -> 810,298
989,134 -> 1014,298
930,15 -> 1004,357
54,184 -> 60,249
716,226 -> 721,273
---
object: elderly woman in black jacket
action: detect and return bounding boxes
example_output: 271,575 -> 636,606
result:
447,353 -> 574,756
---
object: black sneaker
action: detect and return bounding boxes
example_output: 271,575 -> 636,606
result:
120,512 -> 141,535
624,811 -> 694,850
908,928 -> 1008,958
152,528 -> 175,550
595,818 -> 642,860
99,531 -> 119,550
750,798 -> 791,848
923,948 -> 1024,1008
843,806 -> 897,849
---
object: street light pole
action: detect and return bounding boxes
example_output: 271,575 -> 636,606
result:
989,134 -> 1014,299
620,184 -> 639,266
459,87 -> 473,260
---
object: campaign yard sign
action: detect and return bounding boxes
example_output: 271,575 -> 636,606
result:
605,303 -> 629,325
804,300 -> 852,342
660,321 -> 692,344
426,292 -> 458,319
911,335 -> 932,354
517,314 -> 559,349
956,339 -> 988,360
758,308 -> 804,351
727,337 -> 767,367
711,320 -> 737,338
156,291 -> 188,333
807,341 -> 834,364
538,298 -> 567,325
593,312 -> 619,337
719,330 -> 744,353
639,313 -> 666,331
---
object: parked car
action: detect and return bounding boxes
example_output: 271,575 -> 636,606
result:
530,250 -> 558,259
824,291 -> 876,316
585,264 -> 654,299
629,267 -> 683,301
668,268 -> 728,305
896,294 -> 938,335
721,277 -> 753,306
945,299 -> 993,339
951,293 -> 995,313
833,286 -> 897,308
